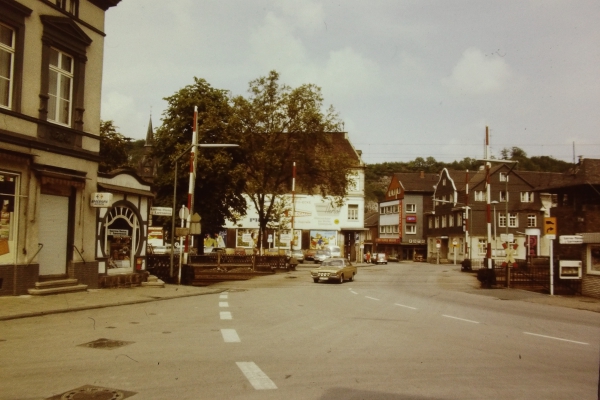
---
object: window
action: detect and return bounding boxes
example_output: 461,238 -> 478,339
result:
56,0 -> 79,16
428,216 -> 433,229
448,214 -> 454,227
521,192 -> 534,203
48,48 -> 73,126
588,245 -> 600,275
405,225 -> 416,234
478,239 -> 487,256
499,191 -> 508,202
442,178 -> 446,186
509,213 -> 518,228
456,212 -> 462,226
499,213 -> 507,228
474,191 -> 485,201
347,204 -> 358,220
406,203 -> 416,213
527,213 -> 536,227
441,215 -> 446,228
0,23 -> 14,109
499,172 -> 508,182
0,171 -> 19,263
434,216 -> 439,228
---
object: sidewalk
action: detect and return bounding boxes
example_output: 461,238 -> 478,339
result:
0,284 -> 225,321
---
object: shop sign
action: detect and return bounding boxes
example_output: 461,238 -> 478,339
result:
90,192 -> 113,208
406,215 -> 417,223
108,229 -> 128,237
375,238 -> 401,244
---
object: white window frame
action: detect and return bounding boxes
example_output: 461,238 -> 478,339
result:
527,213 -> 536,227
434,216 -> 439,228
499,172 -> 508,182
441,215 -> 446,228
478,239 -> 487,256
474,191 -> 485,202
0,23 -> 15,110
508,213 -> 518,228
499,191 -> 509,202
48,47 -> 74,126
587,245 -> 600,276
448,213 -> 454,227
347,204 -> 358,221
499,213 -> 507,228
520,192 -> 534,203
405,225 -> 416,235
406,203 -> 416,213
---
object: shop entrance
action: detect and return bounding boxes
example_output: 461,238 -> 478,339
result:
104,205 -> 141,275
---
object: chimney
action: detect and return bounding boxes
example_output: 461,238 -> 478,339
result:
420,171 -> 424,179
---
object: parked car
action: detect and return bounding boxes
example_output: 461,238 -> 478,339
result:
304,249 -> 317,262
310,258 -> 357,283
372,253 -> 388,264
291,249 -> 304,263
313,249 -> 331,263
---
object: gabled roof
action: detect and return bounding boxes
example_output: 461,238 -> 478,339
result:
392,172 -> 438,193
364,210 -> 379,227
535,158 -> 600,190
330,132 -> 364,167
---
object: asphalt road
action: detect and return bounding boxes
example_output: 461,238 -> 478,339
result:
1,262 -> 599,399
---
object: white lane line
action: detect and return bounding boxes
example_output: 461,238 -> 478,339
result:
219,302 -> 229,307
220,293 -> 228,299
220,311 -> 232,320
365,296 -> 380,301
236,362 -> 277,390
442,315 -> 480,324
350,290 -> 358,295
524,332 -> 589,345
395,303 -> 417,310
221,329 -> 240,342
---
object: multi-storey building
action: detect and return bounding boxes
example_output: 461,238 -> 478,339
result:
425,165 -> 554,264
0,0 -> 120,295
377,172 -> 437,261
223,132 -> 366,262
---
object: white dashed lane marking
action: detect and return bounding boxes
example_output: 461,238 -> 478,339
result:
524,332 -> 589,345
220,311 -> 232,320
236,362 -> 278,390
365,296 -> 380,301
219,302 -> 229,307
395,303 -> 417,310
221,329 -> 241,342
220,293 -> 228,299
442,315 -> 480,324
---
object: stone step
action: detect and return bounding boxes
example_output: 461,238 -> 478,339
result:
34,279 -> 79,289
28,284 -> 88,296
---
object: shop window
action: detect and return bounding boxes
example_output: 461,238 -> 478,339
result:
588,245 -> 600,275
0,171 -> 18,264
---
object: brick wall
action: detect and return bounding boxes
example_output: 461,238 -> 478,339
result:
0,264 -> 39,296
69,261 -> 99,289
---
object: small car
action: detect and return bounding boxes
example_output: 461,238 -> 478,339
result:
290,249 -> 304,263
310,258 -> 357,283
313,249 -> 331,263
373,253 -> 387,264
304,249 -> 317,262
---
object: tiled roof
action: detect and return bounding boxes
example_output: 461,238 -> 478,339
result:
330,132 -> 364,166
364,210 -> 379,227
393,172 -> 439,193
535,158 -> 600,190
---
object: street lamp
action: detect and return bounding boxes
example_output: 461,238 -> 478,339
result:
491,200 -> 498,258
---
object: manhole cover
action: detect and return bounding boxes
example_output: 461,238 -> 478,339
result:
45,384 -> 136,400
78,338 -> 133,350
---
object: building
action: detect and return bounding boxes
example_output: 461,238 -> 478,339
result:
426,165 -> 553,264
223,132 -> 366,261
376,171 -> 437,261
0,0 -> 121,295
535,158 -> 600,298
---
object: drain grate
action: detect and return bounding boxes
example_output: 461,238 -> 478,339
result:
78,338 -> 133,350
45,384 -> 136,400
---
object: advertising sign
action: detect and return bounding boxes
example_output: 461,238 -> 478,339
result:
90,192 -> 113,208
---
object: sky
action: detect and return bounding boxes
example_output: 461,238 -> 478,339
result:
101,0 -> 600,165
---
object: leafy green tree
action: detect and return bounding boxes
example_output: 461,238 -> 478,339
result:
99,120 -> 129,172
152,78 -> 247,238
226,70 -> 355,247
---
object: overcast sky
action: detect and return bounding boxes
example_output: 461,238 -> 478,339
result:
101,0 -> 600,165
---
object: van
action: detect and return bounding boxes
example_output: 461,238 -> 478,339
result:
324,245 -> 341,258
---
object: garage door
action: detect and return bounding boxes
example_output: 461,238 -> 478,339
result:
38,194 -> 69,276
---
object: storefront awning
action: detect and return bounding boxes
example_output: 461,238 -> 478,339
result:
33,164 -> 88,189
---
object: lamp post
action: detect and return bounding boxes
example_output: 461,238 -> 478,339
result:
491,200 -> 498,259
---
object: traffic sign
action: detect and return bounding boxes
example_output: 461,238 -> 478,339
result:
178,206 -> 189,220
150,207 -> 173,216
544,217 -> 557,235
559,235 -> 583,244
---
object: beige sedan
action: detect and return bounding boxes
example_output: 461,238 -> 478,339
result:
310,258 -> 357,283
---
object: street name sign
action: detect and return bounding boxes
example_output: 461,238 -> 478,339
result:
559,235 -> 583,244
150,207 -> 173,216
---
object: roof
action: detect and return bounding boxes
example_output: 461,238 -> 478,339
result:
393,172 -> 439,193
364,210 -> 379,227
329,132 -> 364,167
535,158 -> 600,190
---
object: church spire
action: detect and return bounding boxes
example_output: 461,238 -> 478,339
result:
145,115 -> 153,146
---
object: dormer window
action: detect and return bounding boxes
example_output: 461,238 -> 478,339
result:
499,172 -> 509,182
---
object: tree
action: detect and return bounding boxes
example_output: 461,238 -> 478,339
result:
152,77 -> 247,238
226,71 -> 356,248
99,120 -> 130,172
